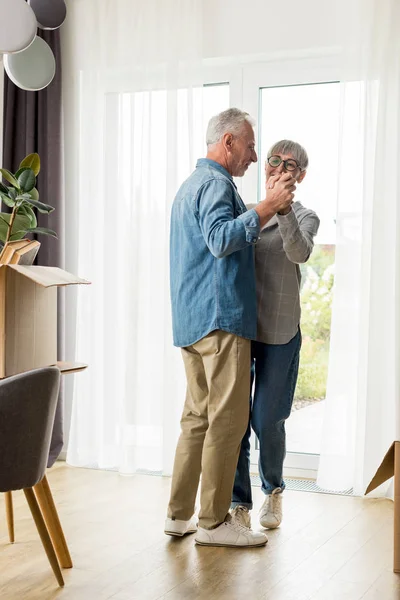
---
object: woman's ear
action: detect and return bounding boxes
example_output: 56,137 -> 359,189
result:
297,170 -> 307,184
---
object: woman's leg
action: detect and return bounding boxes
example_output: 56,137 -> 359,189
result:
231,356 -> 255,509
251,331 -> 301,496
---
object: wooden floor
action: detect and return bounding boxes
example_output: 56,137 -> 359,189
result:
0,464 -> 399,600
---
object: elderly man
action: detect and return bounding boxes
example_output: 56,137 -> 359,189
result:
165,109 -> 296,548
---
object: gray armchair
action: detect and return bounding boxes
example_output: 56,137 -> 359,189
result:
0,367 -> 72,587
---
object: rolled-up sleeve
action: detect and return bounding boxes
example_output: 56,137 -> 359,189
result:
196,179 -> 260,258
277,209 -> 320,264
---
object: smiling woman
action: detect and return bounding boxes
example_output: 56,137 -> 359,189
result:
254,83 -> 340,467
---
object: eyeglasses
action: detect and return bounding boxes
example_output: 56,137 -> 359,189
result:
267,155 -> 301,172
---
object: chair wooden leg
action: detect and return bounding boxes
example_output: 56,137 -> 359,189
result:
34,475 -> 73,569
23,488 -> 64,587
5,491 -> 15,543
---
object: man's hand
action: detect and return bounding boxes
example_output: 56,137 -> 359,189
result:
254,173 -> 296,227
265,172 -> 296,212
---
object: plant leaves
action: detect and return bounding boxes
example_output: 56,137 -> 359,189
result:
28,187 -> 39,201
0,192 -> 15,208
0,169 -> 19,189
22,198 -> 55,214
0,214 -> 10,227
0,212 -> 31,243
8,188 -> 17,200
10,214 -> 32,235
27,226 -> 58,239
16,193 -> 33,201
18,168 -> 36,193
17,204 -> 37,228
19,153 -> 40,176
0,182 -> 9,194
15,167 -> 31,179
9,232 -> 27,241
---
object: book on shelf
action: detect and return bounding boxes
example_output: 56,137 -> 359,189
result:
10,240 -> 41,265
0,239 -> 32,265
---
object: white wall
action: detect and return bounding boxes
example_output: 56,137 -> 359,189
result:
202,0 -> 354,59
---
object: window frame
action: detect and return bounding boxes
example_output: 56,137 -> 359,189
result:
241,53 -> 343,476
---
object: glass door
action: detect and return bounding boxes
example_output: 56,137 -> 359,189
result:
242,59 -> 342,477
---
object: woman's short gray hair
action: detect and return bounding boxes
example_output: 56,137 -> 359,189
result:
206,108 -> 255,146
268,139 -> 309,170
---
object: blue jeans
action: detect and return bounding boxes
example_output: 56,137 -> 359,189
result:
232,330 -> 301,508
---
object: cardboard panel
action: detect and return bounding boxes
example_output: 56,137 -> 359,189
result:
365,442 -> 395,494
8,265 -> 90,287
4,268 -> 57,377
365,441 -> 400,573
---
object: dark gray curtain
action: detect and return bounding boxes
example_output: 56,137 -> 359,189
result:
2,29 -> 65,467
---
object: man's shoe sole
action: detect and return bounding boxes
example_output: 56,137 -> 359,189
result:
164,528 -> 197,537
195,539 -> 267,548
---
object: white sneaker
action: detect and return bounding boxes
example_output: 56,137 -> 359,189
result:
259,488 -> 283,529
195,519 -> 267,548
164,516 -> 197,537
230,505 -> 251,529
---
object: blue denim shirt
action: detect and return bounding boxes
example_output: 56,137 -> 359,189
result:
170,158 -> 260,347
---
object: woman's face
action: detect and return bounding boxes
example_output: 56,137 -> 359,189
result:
265,152 -> 306,185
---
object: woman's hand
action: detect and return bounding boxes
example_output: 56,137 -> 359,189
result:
264,173 -> 296,213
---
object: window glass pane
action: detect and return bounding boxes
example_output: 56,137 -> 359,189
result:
260,83 -> 339,244
260,82 -> 340,455
177,83 -> 229,182
118,83 -> 229,211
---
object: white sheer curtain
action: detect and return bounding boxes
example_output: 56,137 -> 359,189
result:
61,0 -> 207,474
318,0 -> 400,495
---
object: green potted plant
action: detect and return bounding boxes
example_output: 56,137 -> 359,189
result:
0,152 -> 57,256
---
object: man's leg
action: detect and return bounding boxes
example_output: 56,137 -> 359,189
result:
168,331 -> 267,546
167,344 -> 209,522
197,331 -> 251,529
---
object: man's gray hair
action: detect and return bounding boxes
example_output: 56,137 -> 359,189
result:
268,139 -> 309,170
206,108 -> 255,146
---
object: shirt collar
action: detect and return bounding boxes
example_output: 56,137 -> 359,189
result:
196,158 -> 233,181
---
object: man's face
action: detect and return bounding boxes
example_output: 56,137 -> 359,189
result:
265,152 -> 306,184
226,121 -> 258,177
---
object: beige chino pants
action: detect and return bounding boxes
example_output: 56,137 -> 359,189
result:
167,330 -> 251,529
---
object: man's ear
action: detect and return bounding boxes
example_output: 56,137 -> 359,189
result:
297,170 -> 307,184
223,133 -> 233,150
